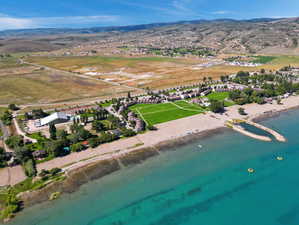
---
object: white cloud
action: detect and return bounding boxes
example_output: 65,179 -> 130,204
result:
0,15 -> 120,30
212,11 -> 232,15
0,17 -> 34,30
171,0 -> 200,16
121,0 -> 201,18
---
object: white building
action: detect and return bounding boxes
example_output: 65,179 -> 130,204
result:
35,112 -> 70,127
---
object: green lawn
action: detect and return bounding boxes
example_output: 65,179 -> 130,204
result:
207,92 -> 229,101
130,101 -> 205,125
207,92 -> 235,107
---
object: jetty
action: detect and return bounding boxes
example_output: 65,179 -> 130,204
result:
227,120 -> 286,142
230,124 -> 272,142
246,120 -> 287,142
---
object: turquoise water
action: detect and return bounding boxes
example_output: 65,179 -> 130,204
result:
239,122 -> 275,138
7,109 -> 299,225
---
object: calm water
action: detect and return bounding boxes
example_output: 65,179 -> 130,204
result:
7,109 -> 299,225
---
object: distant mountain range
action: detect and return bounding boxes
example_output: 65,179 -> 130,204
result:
0,17 -> 298,55
0,18 -> 281,37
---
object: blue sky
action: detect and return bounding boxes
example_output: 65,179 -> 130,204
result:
0,0 -> 298,30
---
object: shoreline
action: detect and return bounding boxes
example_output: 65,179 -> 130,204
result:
18,126 -> 229,209
3,95 -> 299,220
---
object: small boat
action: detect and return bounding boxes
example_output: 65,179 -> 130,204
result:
248,168 -> 255,173
198,144 -> 202,148
277,156 -> 284,161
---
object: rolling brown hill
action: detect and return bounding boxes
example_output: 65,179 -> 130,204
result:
0,17 -> 299,55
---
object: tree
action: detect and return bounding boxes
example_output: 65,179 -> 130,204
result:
210,100 -> 224,113
45,140 -> 66,157
236,71 -> 250,78
70,143 -> 85,152
67,133 -> 80,145
23,159 -> 37,177
147,125 -> 158,131
56,129 -> 68,140
8,104 -> 19,111
121,128 -> 136,137
220,75 -> 226,83
5,135 -> 24,149
88,137 -> 101,148
238,107 -> 247,115
24,112 -> 31,121
92,120 -> 104,132
1,110 -> 13,125
99,132 -> 118,143
31,109 -> 48,119
76,127 -> 92,140
229,90 -> 242,101
14,146 -> 32,164
0,147 -> 7,168
49,123 -> 57,140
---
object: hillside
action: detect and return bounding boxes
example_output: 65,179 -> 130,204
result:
0,17 -> 299,54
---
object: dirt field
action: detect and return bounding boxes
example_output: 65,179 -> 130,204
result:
27,55 -> 299,91
0,69 -> 132,104
3,54 -> 293,106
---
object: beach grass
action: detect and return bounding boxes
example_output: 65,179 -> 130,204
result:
130,100 -> 205,125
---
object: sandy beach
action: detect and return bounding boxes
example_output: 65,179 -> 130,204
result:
2,95 -> 299,186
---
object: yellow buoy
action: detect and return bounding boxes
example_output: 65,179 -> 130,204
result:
248,168 -> 255,173
277,156 -> 284,161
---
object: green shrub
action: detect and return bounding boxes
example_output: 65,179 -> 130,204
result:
23,159 -> 37,177
70,143 -> 85,152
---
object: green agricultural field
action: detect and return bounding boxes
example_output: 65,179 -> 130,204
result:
250,56 -> 276,64
130,100 -> 205,125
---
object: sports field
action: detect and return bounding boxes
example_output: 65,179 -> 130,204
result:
130,100 -> 205,125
